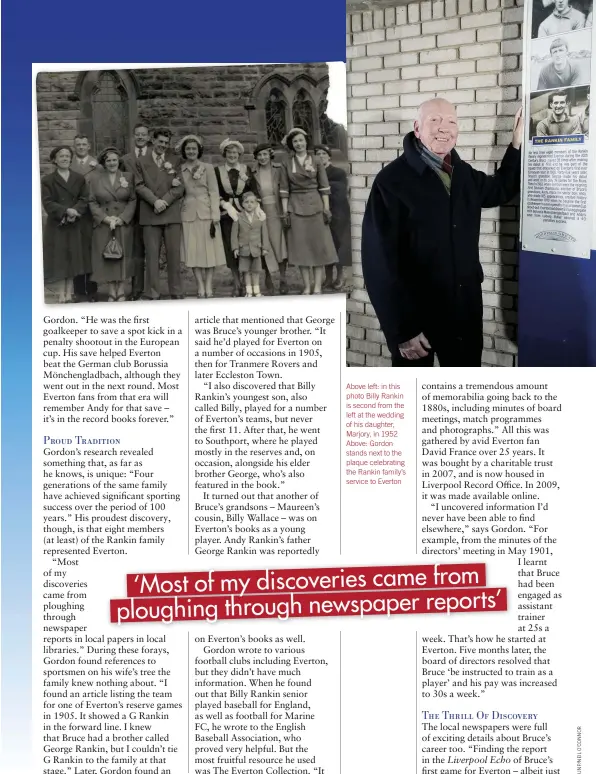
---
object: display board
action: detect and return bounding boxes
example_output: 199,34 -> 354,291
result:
519,0 -> 596,366
522,1 -> 593,258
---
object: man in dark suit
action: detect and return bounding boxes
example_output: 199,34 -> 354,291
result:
362,98 -> 523,367
135,128 -> 184,299
121,123 -> 152,300
71,134 -> 99,301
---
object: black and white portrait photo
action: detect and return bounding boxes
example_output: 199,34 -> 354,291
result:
530,30 -> 592,90
528,86 -> 590,137
532,0 -> 593,39
35,63 -> 350,304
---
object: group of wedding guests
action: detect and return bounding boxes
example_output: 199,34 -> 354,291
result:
41,125 -> 351,303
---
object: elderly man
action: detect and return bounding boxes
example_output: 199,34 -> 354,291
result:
536,91 -> 582,135
537,38 -> 582,89
362,98 -> 523,367
537,0 -> 585,36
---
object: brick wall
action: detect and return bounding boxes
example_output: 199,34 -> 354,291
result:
345,0 -> 524,367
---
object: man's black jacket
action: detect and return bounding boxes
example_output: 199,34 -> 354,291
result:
361,132 -> 521,356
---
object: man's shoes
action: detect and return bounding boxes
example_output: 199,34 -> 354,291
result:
130,291 -> 143,301
170,294 -> 185,300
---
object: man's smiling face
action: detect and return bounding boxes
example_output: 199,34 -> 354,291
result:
551,95 -> 568,116
414,99 -> 459,158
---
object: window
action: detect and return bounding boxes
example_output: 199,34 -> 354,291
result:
92,72 -> 129,153
292,89 -> 315,140
249,71 -> 346,156
265,89 -> 288,146
75,70 -> 139,155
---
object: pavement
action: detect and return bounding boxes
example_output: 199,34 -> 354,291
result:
44,264 -> 351,304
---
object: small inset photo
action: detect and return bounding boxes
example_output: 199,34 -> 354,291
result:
530,29 -> 592,90
531,0 -> 593,40
528,86 -> 590,140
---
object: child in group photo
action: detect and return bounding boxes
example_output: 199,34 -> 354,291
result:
231,190 -> 272,298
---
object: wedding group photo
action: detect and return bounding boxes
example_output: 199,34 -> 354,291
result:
36,63 -> 351,304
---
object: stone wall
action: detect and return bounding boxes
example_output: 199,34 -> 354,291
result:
345,0 -> 524,367
36,64 -> 330,175
36,71 -> 80,175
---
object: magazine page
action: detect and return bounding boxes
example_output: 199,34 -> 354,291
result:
2,0 -> 596,773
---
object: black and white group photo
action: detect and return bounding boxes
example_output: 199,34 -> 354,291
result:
36,64 -> 351,304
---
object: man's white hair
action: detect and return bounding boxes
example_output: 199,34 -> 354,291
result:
416,97 -> 457,124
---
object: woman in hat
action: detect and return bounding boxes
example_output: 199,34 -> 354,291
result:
252,142 -> 286,294
88,147 -> 137,301
42,145 -> 90,303
279,128 -> 337,294
178,134 -> 226,298
314,144 -> 352,290
214,138 -> 256,297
